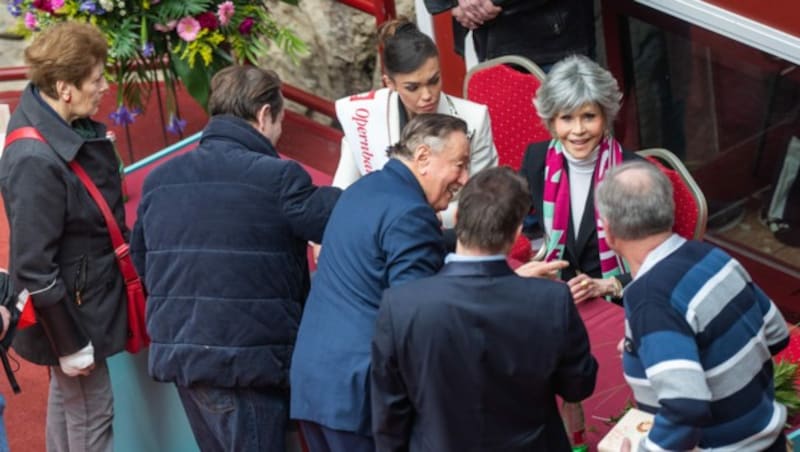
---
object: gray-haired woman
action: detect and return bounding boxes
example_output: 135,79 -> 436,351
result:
520,55 -> 643,304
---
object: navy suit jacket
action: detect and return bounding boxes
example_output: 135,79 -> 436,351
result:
371,259 -> 598,452
290,159 -> 446,435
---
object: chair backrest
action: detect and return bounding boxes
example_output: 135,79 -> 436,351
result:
463,55 -> 550,172
638,148 -> 708,240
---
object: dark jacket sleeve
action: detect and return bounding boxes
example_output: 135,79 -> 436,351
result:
371,293 -> 413,452
279,161 -> 341,244
554,286 -> 598,401
0,148 -> 89,356
422,0 -> 457,14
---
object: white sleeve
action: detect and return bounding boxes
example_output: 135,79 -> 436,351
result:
59,342 -> 94,376
332,138 -> 361,189
468,105 -> 498,176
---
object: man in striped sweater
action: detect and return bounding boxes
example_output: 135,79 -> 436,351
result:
596,161 -> 790,452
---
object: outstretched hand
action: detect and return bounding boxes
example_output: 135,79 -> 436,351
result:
515,259 -> 568,280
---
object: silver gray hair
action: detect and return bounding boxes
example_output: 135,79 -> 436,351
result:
596,161 -> 674,240
534,55 -> 622,132
387,113 -> 468,160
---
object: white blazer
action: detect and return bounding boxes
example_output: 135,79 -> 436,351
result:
333,88 -> 498,227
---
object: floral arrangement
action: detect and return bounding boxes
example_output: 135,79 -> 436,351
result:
7,0 -> 306,133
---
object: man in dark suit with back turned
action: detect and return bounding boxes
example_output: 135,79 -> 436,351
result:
370,166 -> 598,452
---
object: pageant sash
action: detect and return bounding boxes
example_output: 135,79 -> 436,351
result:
335,88 -> 392,176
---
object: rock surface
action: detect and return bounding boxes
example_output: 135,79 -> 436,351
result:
261,0 -> 414,112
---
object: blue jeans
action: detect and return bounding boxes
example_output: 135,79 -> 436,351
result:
176,384 -> 289,452
299,421 -> 374,452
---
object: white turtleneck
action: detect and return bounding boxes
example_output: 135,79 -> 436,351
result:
563,148 -> 599,239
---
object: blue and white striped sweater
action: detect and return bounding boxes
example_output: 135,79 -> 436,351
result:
623,240 -> 789,451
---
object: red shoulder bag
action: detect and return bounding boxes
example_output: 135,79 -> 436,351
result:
4,127 -> 150,353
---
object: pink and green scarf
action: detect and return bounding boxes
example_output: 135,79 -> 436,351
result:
542,136 -> 627,279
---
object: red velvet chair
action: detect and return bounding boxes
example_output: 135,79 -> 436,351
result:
638,148 -> 708,240
463,56 -> 550,262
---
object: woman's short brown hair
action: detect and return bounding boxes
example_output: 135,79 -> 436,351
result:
208,65 -> 283,123
25,21 -> 108,99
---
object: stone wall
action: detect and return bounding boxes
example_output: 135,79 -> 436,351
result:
0,9 -> 26,89
261,0 -> 414,103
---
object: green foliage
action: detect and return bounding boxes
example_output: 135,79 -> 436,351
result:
12,0 -> 307,125
152,0 -> 213,21
774,359 -> 800,417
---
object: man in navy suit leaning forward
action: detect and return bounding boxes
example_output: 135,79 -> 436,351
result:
370,166 -> 599,452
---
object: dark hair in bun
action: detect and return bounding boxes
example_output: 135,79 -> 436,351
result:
377,17 -> 439,77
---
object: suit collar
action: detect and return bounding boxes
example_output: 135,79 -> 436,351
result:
438,259 -> 514,278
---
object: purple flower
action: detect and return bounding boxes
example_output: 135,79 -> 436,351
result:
238,17 -> 255,35
78,0 -> 105,14
166,115 -> 187,135
7,0 -> 23,16
141,42 -> 155,58
109,105 -> 139,126
6,3 -> 22,17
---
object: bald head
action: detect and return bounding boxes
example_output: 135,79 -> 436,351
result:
596,161 -> 674,240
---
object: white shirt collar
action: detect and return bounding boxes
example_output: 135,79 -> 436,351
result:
445,253 -> 507,264
635,233 -> 686,280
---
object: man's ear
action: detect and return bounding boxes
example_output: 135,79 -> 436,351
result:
257,104 -> 271,129
601,217 -> 618,249
413,143 -> 431,173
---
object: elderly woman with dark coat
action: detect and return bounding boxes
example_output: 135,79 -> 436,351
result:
0,22 -> 126,451
520,55 -> 643,304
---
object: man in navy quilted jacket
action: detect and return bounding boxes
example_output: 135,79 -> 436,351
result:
130,65 -> 340,452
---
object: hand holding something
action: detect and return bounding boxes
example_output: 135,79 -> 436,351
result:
59,342 -> 95,377
515,259 -> 568,279
567,275 -> 615,304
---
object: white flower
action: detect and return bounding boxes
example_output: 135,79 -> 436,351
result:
98,0 -> 114,12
